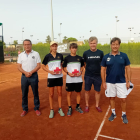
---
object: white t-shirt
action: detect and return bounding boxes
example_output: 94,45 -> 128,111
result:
17,50 -> 41,72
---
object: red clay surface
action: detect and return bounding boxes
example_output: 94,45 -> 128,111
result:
0,63 -> 140,140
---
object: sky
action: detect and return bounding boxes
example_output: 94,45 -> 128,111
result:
0,0 -> 140,44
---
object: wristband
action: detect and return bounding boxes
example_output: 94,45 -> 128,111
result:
67,72 -> 69,75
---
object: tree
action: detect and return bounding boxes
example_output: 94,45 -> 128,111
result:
63,36 -> 67,40
63,36 -> 68,43
84,39 -> 89,44
67,37 -> 77,42
13,40 -> 18,45
0,41 -> 6,49
46,35 -> 51,44
3,42 -> 6,49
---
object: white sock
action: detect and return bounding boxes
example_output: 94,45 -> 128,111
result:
122,111 -> 126,116
111,109 -> 116,115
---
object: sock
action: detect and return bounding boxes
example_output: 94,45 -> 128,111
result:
76,104 -> 80,108
111,109 -> 116,115
122,111 -> 126,116
69,106 -> 72,109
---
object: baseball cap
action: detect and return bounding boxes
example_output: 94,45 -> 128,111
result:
50,41 -> 58,46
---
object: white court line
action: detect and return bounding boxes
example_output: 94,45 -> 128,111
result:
94,105 -> 111,140
99,134 -> 124,140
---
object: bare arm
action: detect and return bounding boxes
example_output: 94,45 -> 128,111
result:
30,63 -> 41,74
17,63 -> 27,75
76,66 -> 85,77
63,67 -> 74,77
17,64 -> 31,77
42,64 -> 55,75
125,65 -> 131,89
84,62 -> 86,68
101,66 -> 107,89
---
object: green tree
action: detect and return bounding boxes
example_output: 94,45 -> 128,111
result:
67,37 -> 77,42
3,42 -> 6,49
84,39 -> 89,44
0,41 -> 6,49
63,36 -> 68,43
13,40 -> 18,45
46,35 -> 51,44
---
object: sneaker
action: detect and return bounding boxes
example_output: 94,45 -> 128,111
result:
122,114 -> 128,124
35,110 -> 41,116
58,108 -> 65,117
96,107 -> 102,112
76,107 -> 84,114
67,108 -> 72,116
85,106 -> 89,112
49,110 -> 54,118
20,111 -> 28,117
108,113 -> 116,121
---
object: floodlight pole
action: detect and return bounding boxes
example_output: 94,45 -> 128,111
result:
60,23 -> 62,43
51,0 -> 54,41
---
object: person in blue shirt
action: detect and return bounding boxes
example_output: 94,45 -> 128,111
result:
101,37 -> 131,124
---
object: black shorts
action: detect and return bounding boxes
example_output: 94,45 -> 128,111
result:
47,77 -> 63,87
66,82 -> 83,92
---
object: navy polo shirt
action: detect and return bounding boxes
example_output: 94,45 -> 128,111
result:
101,52 -> 130,83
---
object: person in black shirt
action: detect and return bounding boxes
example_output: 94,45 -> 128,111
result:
83,37 -> 104,113
42,41 -> 65,118
63,43 -> 84,116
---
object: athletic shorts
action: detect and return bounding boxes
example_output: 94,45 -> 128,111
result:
84,75 -> 102,92
47,77 -> 63,87
66,82 -> 83,92
105,83 -> 128,98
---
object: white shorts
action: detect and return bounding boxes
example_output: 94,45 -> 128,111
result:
105,83 -> 128,98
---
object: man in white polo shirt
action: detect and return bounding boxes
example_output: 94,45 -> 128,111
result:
17,39 -> 41,117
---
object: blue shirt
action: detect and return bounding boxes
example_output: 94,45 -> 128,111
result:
101,52 -> 130,83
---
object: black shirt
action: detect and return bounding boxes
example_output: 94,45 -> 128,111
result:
83,49 -> 104,76
63,54 -> 84,83
42,53 -> 63,65
63,55 -> 84,68
42,53 -> 63,79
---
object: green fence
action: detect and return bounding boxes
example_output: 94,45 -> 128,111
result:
3,42 -> 140,65
77,43 -> 140,65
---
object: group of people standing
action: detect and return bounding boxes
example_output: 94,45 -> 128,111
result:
17,36 -> 131,124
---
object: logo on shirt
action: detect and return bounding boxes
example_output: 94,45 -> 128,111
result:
66,86 -> 68,89
77,59 -> 80,61
57,56 -> 60,59
32,56 -> 35,59
107,57 -> 111,61
120,57 -> 122,59
48,82 -> 49,85
88,56 -> 100,59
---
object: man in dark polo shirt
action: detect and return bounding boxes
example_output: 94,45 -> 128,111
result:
101,37 -> 131,124
17,39 -> 41,117
83,36 -> 104,113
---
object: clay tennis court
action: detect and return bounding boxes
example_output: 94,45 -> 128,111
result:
0,63 -> 140,140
